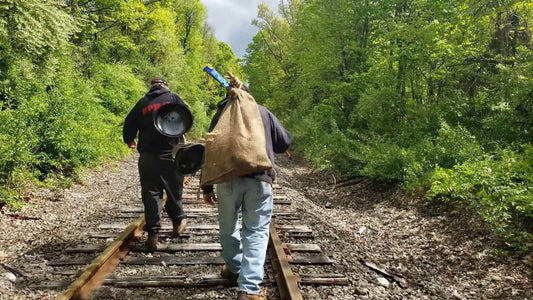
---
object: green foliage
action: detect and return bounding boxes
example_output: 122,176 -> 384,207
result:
0,0 -> 241,208
290,103 -> 340,171
433,123 -> 483,168
361,138 -> 410,182
427,146 -> 533,250
428,146 -> 533,221
0,0 -> 76,57
0,188 -> 23,210
33,71 -> 127,177
245,0 -> 533,250
186,98 -> 211,138
91,63 -> 146,116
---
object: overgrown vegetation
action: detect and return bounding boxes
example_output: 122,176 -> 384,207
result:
1,0 -> 531,252
0,0 -> 242,208
244,0 -> 532,251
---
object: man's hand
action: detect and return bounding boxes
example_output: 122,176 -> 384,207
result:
226,71 -> 246,91
126,141 -> 137,149
203,192 -> 217,206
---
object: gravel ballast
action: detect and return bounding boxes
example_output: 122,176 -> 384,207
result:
0,153 -> 531,299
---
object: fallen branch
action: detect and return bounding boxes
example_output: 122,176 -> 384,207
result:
5,214 -> 41,221
360,259 -> 408,288
335,177 -> 364,188
0,263 -> 26,278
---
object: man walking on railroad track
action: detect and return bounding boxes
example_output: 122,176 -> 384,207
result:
123,78 -> 189,252
202,73 -> 291,300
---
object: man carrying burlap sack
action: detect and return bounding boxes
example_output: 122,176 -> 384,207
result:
201,72 -> 291,300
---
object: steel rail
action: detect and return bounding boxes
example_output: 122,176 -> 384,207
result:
55,215 -> 144,300
54,178 -> 306,299
268,222 -> 303,300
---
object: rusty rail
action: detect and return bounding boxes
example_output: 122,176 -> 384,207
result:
268,222 -> 303,300
55,216 -> 144,300
48,175 -> 341,299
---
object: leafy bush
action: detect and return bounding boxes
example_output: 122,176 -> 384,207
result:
432,122 -> 483,168
0,56 -> 134,208
329,129 -> 364,177
290,103 -> 343,171
186,98 -> 211,138
427,145 -> 533,251
360,137 -> 411,182
403,123 -> 483,190
0,188 -> 23,210
92,63 -> 146,116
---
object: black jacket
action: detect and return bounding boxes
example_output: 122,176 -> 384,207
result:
123,85 -> 189,154
202,97 -> 291,193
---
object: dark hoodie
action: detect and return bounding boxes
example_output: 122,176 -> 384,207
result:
201,97 -> 292,194
123,85 -> 189,154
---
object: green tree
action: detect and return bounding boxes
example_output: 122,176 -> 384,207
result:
0,0 -> 242,208
244,0 -> 533,249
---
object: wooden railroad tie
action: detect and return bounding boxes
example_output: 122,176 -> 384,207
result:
65,243 -> 322,254
32,273 -> 348,290
45,177 -> 348,299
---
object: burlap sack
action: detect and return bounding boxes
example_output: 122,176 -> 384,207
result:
200,87 -> 272,186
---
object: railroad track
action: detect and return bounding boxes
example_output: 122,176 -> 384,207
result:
32,176 -> 348,299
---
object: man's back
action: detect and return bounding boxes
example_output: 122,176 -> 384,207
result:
123,85 -> 189,153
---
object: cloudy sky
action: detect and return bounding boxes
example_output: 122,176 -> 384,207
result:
201,0 -> 281,58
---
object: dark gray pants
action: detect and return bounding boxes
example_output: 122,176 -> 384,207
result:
138,152 -> 185,235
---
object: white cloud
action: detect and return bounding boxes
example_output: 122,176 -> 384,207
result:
201,0 -> 280,58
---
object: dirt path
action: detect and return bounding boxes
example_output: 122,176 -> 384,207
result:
0,154 -> 531,299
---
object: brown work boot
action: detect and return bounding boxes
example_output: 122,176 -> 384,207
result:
145,233 -> 159,252
236,291 -> 264,300
172,218 -> 187,238
220,265 -> 239,287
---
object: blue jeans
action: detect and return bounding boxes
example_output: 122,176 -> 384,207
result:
217,177 -> 273,295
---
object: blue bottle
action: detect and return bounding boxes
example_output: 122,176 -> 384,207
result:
204,66 -> 230,88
